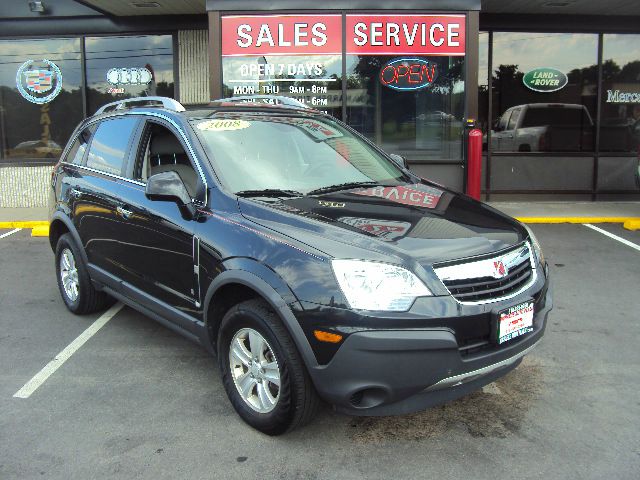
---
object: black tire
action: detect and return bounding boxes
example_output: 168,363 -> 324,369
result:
217,299 -> 320,435
55,233 -> 113,315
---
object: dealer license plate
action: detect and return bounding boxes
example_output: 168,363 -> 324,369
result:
497,301 -> 534,344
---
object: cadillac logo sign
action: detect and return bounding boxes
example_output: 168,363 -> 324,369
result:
16,59 -> 63,104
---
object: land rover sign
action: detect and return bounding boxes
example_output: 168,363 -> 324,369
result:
522,67 -> 567,93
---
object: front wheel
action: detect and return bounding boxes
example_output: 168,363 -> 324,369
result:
217,299 -> 319,435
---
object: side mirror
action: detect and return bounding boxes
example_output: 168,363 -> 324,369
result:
389,153 -> 409,170
145,170 -> 197,220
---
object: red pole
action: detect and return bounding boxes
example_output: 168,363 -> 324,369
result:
466,128 -> 483,200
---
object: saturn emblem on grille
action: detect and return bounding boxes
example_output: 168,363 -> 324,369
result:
493,260 -> 508,279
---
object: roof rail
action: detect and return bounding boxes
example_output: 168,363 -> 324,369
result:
214,95 -> 310,109
95,96 -> 186,115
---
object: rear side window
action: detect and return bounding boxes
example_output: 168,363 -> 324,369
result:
64,126 -> 95,165
86,117 -> 138,176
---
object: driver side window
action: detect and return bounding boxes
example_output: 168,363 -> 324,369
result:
497,110 -> 512,132
134,122 -> 199,198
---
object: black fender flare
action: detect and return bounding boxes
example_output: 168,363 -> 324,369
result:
202,269 -> 319,371
49,212 -> 89,266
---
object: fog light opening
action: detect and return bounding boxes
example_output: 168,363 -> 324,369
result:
348,387 -> 388,409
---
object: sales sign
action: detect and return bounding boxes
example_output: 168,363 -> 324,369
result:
222,15 -> 342,56
221,14 -> 466,56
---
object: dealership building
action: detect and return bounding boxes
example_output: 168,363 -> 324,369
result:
1,0 -> 639,208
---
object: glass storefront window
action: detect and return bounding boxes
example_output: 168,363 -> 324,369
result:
490,32 -> 598,153
0,38 -> 83,164
600,34 -> 640,154
345,55 -> 465,161
85,35 -> 175,115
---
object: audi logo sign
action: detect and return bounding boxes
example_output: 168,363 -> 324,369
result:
106,67 -> 153,86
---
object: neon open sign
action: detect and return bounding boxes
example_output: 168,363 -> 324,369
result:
379,58 -> 437,91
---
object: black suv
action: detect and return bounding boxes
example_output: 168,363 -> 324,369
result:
49,96 -> 552,435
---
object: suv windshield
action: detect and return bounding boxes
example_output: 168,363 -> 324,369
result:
191,115 -> 408,195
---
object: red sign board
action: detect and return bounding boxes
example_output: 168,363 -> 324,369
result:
221,14 -> 466,57
346,15 -> 465,56
221,15 -> 342,56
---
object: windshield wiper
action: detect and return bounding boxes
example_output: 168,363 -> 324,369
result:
307,181 -> 379,196
236,188 -> 304,198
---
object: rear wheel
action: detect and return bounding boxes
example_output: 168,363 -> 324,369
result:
55,233 -> 113,314
217,299 -> 319,435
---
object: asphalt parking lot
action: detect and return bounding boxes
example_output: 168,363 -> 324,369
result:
1,223 -> 639,480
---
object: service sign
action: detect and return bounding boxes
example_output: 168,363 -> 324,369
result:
346,15 -> 465,56
222,15 -> 342,56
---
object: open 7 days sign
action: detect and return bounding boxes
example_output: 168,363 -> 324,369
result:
221,14 -> 466,57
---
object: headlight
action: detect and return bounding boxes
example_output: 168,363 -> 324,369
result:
523,224 -> 545,267
331,259 -> 432,311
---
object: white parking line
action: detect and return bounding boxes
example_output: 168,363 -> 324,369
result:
584,224 -> 640,253
13,302 -> 124,399
0,228 -> 21,239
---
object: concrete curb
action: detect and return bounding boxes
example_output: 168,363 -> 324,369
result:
0,221 -> 49,238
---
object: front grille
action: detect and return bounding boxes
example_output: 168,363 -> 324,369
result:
435,243 -> 534,303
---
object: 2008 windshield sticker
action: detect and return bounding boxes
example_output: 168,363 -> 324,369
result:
353,184 -> 442,209
197,119 -> 251,131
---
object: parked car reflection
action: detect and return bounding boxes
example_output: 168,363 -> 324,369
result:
9,139 -> 63,159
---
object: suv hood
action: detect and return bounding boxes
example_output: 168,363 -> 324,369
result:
238,181 -> 526,265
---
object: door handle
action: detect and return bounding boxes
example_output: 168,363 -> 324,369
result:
116,206 -> 133,219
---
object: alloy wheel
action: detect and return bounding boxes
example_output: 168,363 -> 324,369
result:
59,248 -> 79,302
229,327 -> 281,413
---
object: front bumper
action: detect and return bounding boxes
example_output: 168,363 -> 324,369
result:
307,274 -> 552,416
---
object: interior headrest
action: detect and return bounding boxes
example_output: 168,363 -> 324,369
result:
150,135 -> 184,156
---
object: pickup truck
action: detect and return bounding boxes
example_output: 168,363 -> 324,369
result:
489,103 -> 594,152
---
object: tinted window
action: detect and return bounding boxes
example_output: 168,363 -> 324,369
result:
507,108 -> 521,130
345,55 -> 465,162
491,32 -> 598,152
520,107 -> 592,128
86,117 -> 138,175
85,35 -> 175,115
0,38 -> 83,165
600,34 -> 640,153
497,110 -> 511,131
